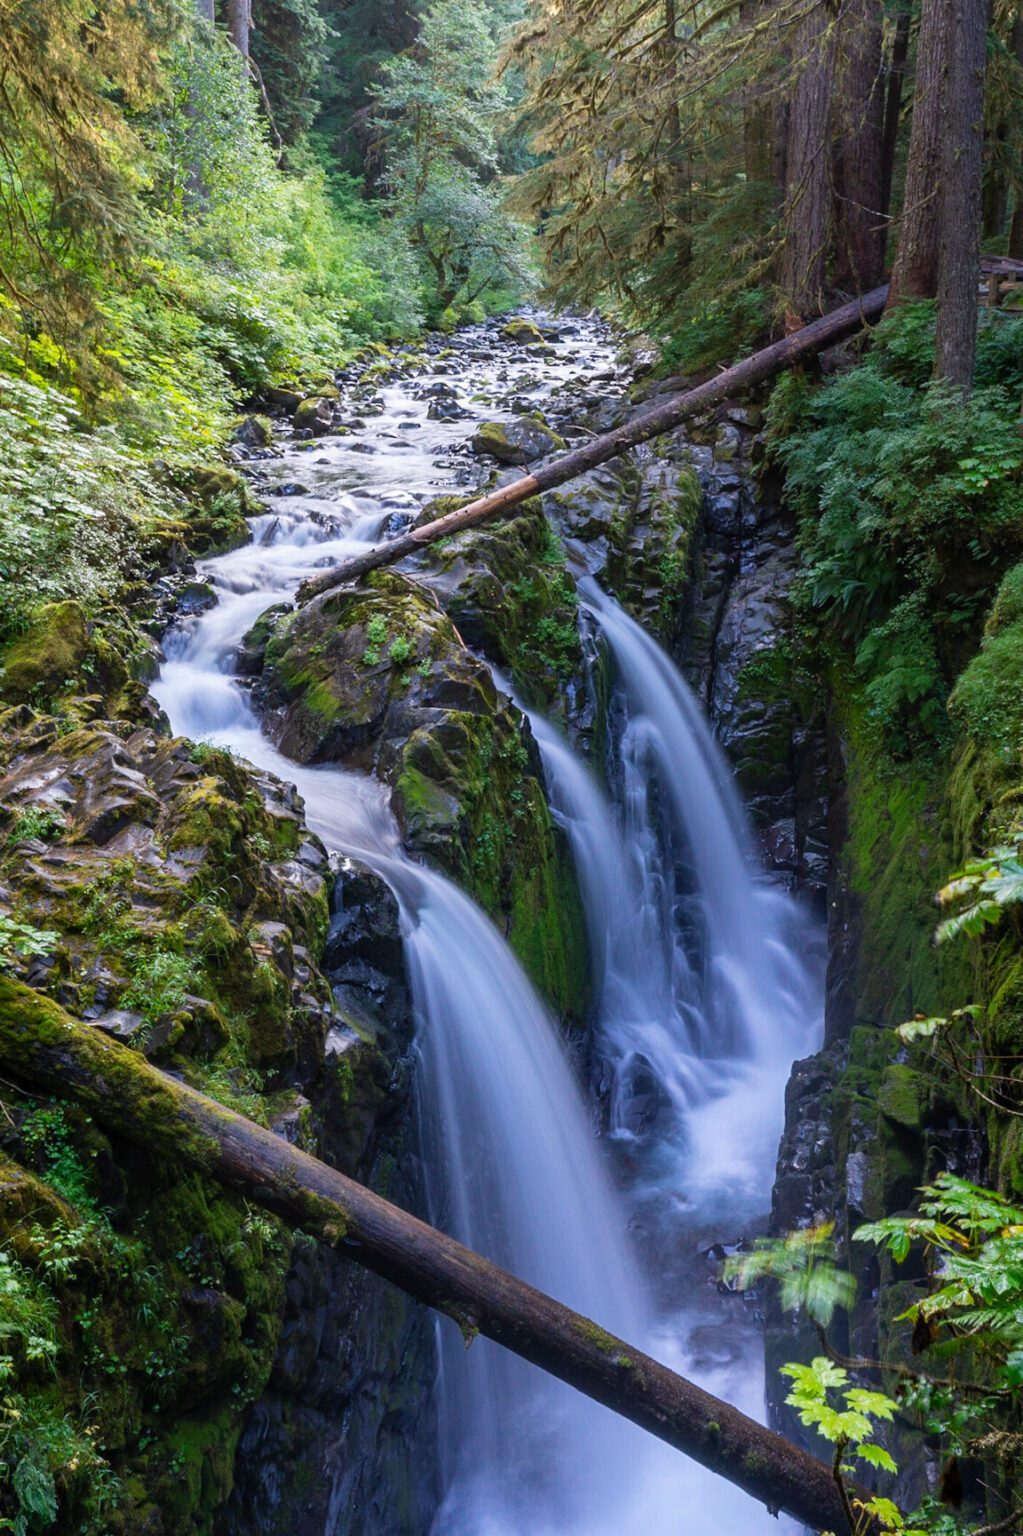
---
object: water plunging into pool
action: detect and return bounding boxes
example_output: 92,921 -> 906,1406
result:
152,315 -> 822,1534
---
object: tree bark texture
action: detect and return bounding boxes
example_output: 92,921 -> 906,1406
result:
879,4 -> 911,233
779,4 -> 837,318
933,0 -> 988,388
834,0 -> 886,289
227,0 -> 250,55
0,977 -> 866,1534
888,0 -> 949,300
196,0 -> 215,21
300,286 -> 890,602
1006,18 -> 1023,259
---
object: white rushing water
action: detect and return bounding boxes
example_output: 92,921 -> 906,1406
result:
151,315 -> 821,1534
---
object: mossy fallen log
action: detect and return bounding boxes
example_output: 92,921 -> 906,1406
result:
0,976 -> 863,1533
300,287 -> 889,603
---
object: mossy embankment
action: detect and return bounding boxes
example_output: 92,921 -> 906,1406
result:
0,667 -> 424,1530
256,557 -> 589,1022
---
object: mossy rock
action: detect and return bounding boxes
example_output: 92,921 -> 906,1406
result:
501,318 -> 546,344
0,600 -> 128,710
173,465 -> 253,555
470,418 -> 565,466
414,499 -> 583,711
260,572 -> 588,1017
293,396 -> 336,435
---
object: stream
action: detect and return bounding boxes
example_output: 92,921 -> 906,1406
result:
152,314 -> 823,1535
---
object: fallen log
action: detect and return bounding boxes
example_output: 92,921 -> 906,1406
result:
0,976 -> 860,1533
300,286 -> 889,602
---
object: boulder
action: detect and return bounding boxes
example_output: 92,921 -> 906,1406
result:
470,418 -> 566,465
293,396 -> 336,436
501,318 -> 546,344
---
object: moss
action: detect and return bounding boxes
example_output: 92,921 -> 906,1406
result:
172,465 -> 252,556
0,977 -> 221,1171
837,670 -> 956,1024
500,318 -> 545,343
0,600 -> 128,709
949,619 -> 1023,769
421,502 -> 583,710
878,1064 -> 924,1130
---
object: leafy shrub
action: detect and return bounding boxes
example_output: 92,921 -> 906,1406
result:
0,361 -> 171,644
773,315 -> 1023,751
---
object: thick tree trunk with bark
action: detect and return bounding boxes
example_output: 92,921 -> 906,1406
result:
933,0 -> 988,388
0,977 -> 865,1534
196,0 -> 215,20
835,0 -> 886,289
779,5 -> 837,318
227,0 -> 250,55
888,0 -> 949,301
300,287 -> 889,602
879,4 -> 911,237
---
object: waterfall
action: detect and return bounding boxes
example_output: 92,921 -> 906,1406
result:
152,488 -> 681,1536
151,312 -> 821,1534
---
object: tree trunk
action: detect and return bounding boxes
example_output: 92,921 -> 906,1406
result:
834,0 -> 886,289
300,286 -> 889,602
880,4 -> 911,235
888,0 -> 950,301
227,0 -> 250,55
0,977 -> 866,1535
741,1 -> 775,184
1008,19 -> 1023,259
933,0 -> 987,389
195,0 -> 214,20
779,3 -> 837,319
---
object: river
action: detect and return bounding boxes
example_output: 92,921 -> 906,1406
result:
152,312 -> 822,1535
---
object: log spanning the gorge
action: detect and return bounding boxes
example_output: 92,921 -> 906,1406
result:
300,286 -> 889,602
0,978 -> 866,1533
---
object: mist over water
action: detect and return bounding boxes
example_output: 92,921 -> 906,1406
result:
152,315 -> 820,1534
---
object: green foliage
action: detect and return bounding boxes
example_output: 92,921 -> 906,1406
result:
6,808 -> 65,849
372,0 -> 533,320
121,949 -> 197,1027
774,311 -> 1023,752
0,1243 -> 121,1535
935,842 -> 1023,942
0,363 -> 170,643
780,1357 -> 899,1475
0,918 -> 58,975
362,614 -> 388,666
725,1223 -> 856,1327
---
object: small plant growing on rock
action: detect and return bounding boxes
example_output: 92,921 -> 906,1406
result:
6,806 -> 66,848
362,615 -> 387,665
0,915 -> 58,972
388,635 -> 413,666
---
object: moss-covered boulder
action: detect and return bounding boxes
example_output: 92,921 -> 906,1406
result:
293,396 -> 336,435
471,417 -> 565,465
412,499 -> 584,713
0,600 -> 129,711
546,454 -> 702,644
259,570 -> 588,1018
171,465 -> 253,556
501,318 -> 546,344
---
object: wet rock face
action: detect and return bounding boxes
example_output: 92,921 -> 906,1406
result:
470,416 -> 565,465
0,705 -> 435,1534
411,497 -> 585,721
254,567 -> 588,1021
674,413 -> 829,895
543,445 -> 703,651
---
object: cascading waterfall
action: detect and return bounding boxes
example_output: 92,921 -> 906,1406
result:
565,579 -> 823,1213
151,313 -> 821,1534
